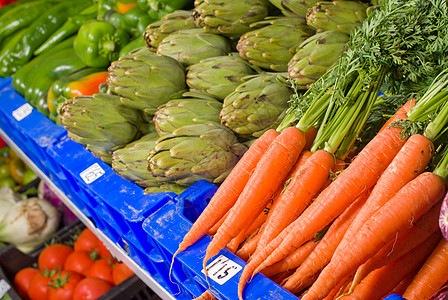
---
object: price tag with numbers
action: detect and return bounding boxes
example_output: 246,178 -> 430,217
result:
0,279 -> 11,298
202,255 -> 242,285
12,103 -> 33,121
80,163 -> 105,184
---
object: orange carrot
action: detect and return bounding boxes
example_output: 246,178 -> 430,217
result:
320,276 -> 352,300
203,127 -> 306,274
192,290 -> 217,300
402,237 -> 448,300
252,149 -> 334,258
282,191 -> 369,294
379,98 -> 416,133
238,124 -> 408,300
387,270 -> 418,297
236,232 -> 261,262
304,127 -> 318,150
261,239 -> 318,278
226,202 -> 272,253
172,129 -> 279,258
208,211 -> 229,236
302,171 -> 446,300
341,232 -> 441,300
348,201 -> 442,293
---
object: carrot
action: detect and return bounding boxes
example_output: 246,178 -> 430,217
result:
282,191 -> 369,294
172,129 -> 278,258
341,232 -> 441,300
348,201 -> 442,294
203,127 -> 306,275
236,232 -> 261,262
304,127 -> 318,150
379,98 -> 416,132
238,124 -> 408,300
301,171 -> 446,300
252,149 -> 334,258
226,202 -> 272,253
331,133 -> 434,290
387,270 -> 419,297
320,276 -> 352,300
208,211 -> 229,236
402,237 -> 448,300
261,239 -> 318,278
192,290 -> 216,300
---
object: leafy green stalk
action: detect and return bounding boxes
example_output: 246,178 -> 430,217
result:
433,145 -> 448,182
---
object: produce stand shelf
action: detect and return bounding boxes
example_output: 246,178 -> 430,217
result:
0,76 -> 406,300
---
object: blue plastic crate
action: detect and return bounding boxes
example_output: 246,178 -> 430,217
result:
0,78 -> 66,175
384,294 -> 406,300
142,180 -> 299,300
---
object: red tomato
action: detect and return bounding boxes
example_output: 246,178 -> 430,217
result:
38,244 -> 73,272
13,267 -> 39,300
64,251 -> 96,276
74,229 -> 100,253
47,270 -> 84,300
87,258 -> 114,285
28,272 -> 51,300
74,228 -> 114,261
112,262 -> 134,285
73,277 -> 113,300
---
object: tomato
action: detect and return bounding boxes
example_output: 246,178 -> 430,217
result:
47,270 -> 84,300
13,267 -> 39,300
74,228 -> 114,261
64,251 -> 96,276
38,244 -> 73,272
28,272 -> 51,300
73,277 -> 113,300
97,242 -> 115,261
112,262 -> 134,285
87,258 -> 114,285
74,229 -> 100,253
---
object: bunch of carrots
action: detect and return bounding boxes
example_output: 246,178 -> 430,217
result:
171,65 -> 448,300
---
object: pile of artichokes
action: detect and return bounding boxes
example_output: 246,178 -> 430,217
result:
58,0 -> 372,193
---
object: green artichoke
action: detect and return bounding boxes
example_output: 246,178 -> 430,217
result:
58,93 -> 144,164
220,73 -> 293,137
153,92 -> 222,135
288,30 -> 349,89
236,17 -> 315,72
143,10 -> 197,50
112,132 -> 162,188
306,1 -> 368,34
156,28 -> 232,67
186,54 -> 259,100
192,0 -> 271,38
148,122 -> 248,186
269,0 -> 320,17
144,183 -> 188,194
107,46 -> 187,114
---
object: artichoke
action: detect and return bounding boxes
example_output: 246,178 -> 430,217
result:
288,30 -> 349,89
143,10 -> 197,50
220,73 -> 293,138
269,0 -> 320,17
107,46 -> 187,114
58,93 -> 144,164
306,1 -> 368,34
192,0 -> 271,38
148,122 -> 248,186
236,17 -> 315,72
112,132 -> 161,188
157,28 -> 232,67
153,92 -> 222,135
186,54 -> 259,100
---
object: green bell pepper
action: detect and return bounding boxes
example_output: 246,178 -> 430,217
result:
137,0 -> 192,14
74,19 -> 130,68
119,38 -> 147,56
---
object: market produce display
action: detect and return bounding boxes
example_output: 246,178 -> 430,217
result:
2,0 -> 448,299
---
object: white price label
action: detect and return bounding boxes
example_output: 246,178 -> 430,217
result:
80,163 -> 105,184
0,279 -> 11,298
12,103 -> 33,121
202,255 -> 242,285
